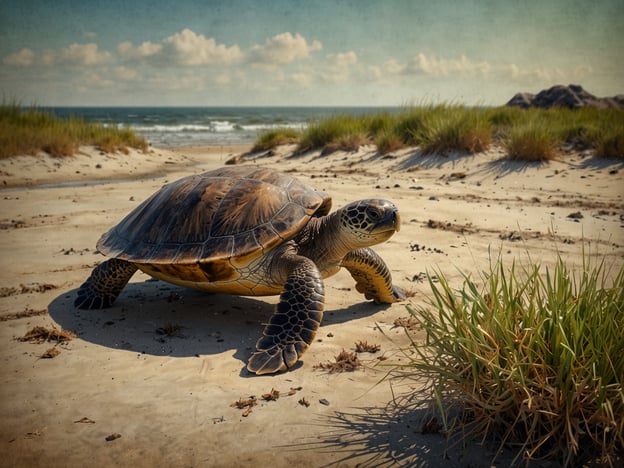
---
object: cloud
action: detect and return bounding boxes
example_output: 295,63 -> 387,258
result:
403,53 -> 490,77
3,48 -> 35,66
114,66 -> 139,81
58,43 -> 112,66
84,71 -> 114,87
320,51 -> 358,82
248,32 -> 322,68
117,40 -> 163,59
162,29 -> 242,65
368,52 -> 593,89
3,43 -> 111,67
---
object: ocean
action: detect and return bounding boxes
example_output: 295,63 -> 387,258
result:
43,106 -> 400,148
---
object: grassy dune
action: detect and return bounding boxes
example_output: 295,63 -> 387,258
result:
254,105 -> 624,161
0,104 -> 148,158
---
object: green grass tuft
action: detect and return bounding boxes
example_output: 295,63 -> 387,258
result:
504,118 -> 558,161
251,127 -> 301,152
0,102 -> 148,158
415,107 -> 491,155
393,251 -> 624,466
297,114 -> 369,153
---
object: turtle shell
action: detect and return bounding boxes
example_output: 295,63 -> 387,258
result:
97,166 -> 332,267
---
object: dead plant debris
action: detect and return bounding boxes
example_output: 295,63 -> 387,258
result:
18,325 -> 76,344
261,388 -> 280,401
0,308 -> 48,322
393,316 -> 420,330
230,397 -> 257,410
354,340 -> 381,353
298,397 -> 310,407
314,349 -> 362,372
41,347 -> 61,359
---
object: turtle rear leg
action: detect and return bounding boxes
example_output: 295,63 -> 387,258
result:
341,248 -> 405,304
247,255 -> 324,375
75,258 -> 138,309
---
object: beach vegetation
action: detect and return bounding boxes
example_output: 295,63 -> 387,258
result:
391,250 -> 624,466
415,106 -> 492,155
0,102 -> 148,158
251,127 -> 301,151
503,118 -> 558,161
297,114 -> 369,153
259,104 -> 623,160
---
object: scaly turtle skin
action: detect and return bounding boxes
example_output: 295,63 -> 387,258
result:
75,166 -> 405,374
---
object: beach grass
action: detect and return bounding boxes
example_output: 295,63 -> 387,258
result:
391,250 -> 624,466
0,103 -> 148,158
256,105 -> 624,160
251,127 -> 302,152
503,117 -> 558,161
297,114 -> 369,153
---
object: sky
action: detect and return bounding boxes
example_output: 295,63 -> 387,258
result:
0,0 -> 622,107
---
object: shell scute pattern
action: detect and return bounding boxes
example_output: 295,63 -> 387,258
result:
97,167 -> 330,274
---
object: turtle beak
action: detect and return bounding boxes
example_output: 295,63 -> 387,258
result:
372,207 -> 400,234
385,209 -> 400,232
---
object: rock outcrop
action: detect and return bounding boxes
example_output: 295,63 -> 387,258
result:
506,84 -> 624,109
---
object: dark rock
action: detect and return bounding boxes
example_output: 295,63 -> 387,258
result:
506,85 -> 623,110
506,92 -> 535,109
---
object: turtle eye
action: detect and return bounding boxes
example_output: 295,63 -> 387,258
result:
366,207 -> 381,221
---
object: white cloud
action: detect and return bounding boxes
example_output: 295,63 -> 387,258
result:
327,51 -> 357,67
114,66 -> 139,81
320,51 -> 358,82
117,40 -> 162,59
59,43 -> 112,65
3,48 -> 34,66
499,63 -> 592,84
162,29 -> 242,65
248,32 -> 322,68
403,53 -> 490,77
368,52 -> 593,90
84,71 -> 114,87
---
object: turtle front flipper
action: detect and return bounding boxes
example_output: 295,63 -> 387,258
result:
75,258 -> 138,309
247,256 -> 324,375
341,248 -> 405,304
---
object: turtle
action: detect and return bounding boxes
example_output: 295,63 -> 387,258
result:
75,166 -> 405,374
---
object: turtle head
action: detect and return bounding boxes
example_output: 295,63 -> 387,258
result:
339,199 -> 400,247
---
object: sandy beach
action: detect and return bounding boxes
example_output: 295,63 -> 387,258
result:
1,144 -> 622,467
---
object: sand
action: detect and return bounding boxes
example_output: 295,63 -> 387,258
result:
1,144 -> 622,467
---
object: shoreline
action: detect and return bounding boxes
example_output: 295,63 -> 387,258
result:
1,142 -> 622,467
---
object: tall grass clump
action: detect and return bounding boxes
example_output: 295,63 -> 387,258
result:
297,114 -> 369,153
0,103 -> 148,158
251,127 -> 301,151
594,125 -> 624,158
395,252 -> 623,466
415,106 -> 492,155
504,117 -> 558,161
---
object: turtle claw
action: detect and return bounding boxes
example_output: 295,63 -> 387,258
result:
392,285 -> 407,302
247,343 -> 300,375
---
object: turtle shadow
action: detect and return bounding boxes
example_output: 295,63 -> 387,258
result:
49,279 -> 387,370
